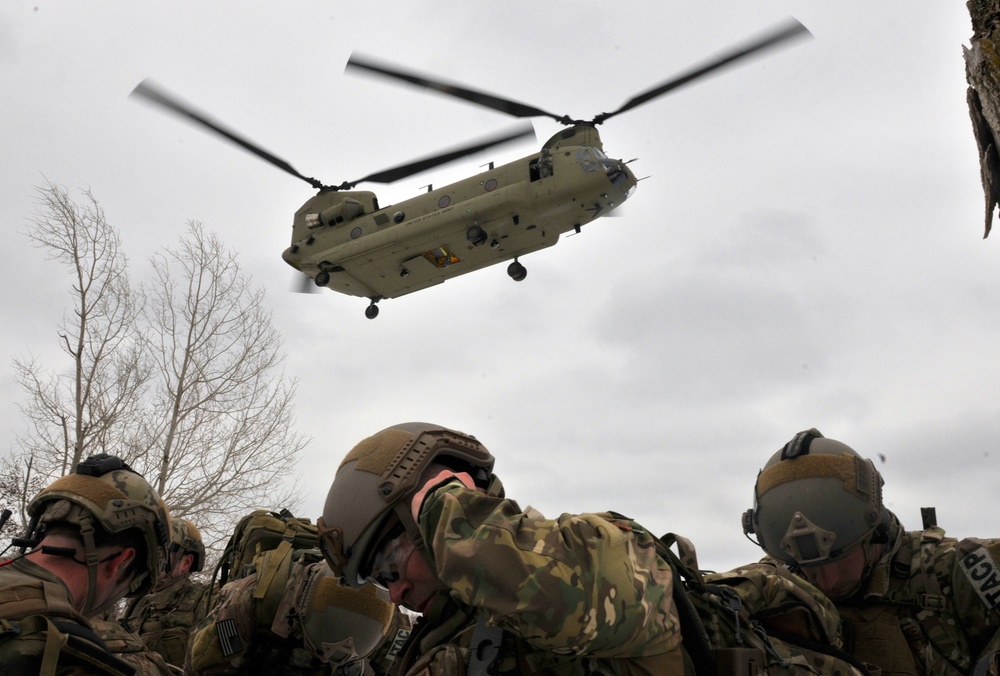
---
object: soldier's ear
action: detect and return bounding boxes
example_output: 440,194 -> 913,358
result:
105,546 -> 137,580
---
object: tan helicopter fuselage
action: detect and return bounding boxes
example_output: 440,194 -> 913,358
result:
281,125 -> 636,300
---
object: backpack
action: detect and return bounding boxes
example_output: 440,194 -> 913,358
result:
655,532 -> 872,676
205,508 -> 320,618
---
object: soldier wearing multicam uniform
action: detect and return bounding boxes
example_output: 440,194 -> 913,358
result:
743,428 -> 1000,676
121,518 -> 210,669
186,543 -> 406,675
317,422 -> 693,675
0,453 -> 173,675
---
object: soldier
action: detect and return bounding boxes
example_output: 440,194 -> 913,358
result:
121,517 -> 210,669
743,428 -> 1000,675
186,546 -> 406,675
0,453 -> 172,674
316,422 -> 688,674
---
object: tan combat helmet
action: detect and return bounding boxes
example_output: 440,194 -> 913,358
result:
169,518 -> 206,573
317,422 -> 501,589
742,428 -> 889,567
25,454 -> 172,615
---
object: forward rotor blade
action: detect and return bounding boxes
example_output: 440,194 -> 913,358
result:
348,54 -> 569,124
130,79 -> 326,190
346,122 -> 536,187
594,18 -> 812,124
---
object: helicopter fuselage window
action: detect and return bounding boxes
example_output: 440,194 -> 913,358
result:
529,154 -> 553,182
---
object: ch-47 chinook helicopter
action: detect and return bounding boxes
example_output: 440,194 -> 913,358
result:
132,18 -> 809,319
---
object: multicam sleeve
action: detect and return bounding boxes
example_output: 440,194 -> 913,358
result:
953,537 -> 1000,664
417,481 -> 682,658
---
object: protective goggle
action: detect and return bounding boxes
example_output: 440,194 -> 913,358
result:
367,531 -> 416,589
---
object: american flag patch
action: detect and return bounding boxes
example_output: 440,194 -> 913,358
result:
216,618 -> 243,657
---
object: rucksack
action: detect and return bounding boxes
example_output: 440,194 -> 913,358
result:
205,508 -> 319,618
215,509 -> 318,584
655,532 -> 872,676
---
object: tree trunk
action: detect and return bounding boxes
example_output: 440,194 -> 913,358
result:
966,0 -> 1000,237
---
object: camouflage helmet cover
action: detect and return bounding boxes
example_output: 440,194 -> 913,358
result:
27,454 -> 172,599
169,518 -> 206,572
746,429 -> 887,566
318,422 -> 497,587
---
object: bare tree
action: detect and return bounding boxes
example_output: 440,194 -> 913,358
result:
13,181 -> 149,478
0,450 -> 44,543
7,185 -> 305,557
129,221 -> 306,547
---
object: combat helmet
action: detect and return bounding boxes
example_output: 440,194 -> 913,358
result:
169,517 -> 206,573
742,428 -> 889,567
318,422 -> 501,589
24,454 -> 172,614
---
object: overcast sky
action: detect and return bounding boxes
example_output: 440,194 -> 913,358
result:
0,2 -> 992,571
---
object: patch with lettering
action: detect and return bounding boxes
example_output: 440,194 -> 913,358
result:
216,618 -> 243,657
961,546 -> 1000,609
385,628 -> 411,661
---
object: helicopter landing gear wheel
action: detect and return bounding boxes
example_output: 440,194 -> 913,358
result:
507,260 -> 526,282
314,270 -> 330,287
365,301 -> 380,320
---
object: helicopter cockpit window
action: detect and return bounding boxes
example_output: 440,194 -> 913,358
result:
577,149 -> 599,174
601,157 -> 629,189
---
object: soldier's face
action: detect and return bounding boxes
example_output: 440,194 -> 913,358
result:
375,532 -> 438,614
800,542 -> 867,599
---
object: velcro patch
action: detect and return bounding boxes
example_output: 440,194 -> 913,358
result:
385,628 -> 411,661
216,618 -> 243,657
960,546 -> 1000,609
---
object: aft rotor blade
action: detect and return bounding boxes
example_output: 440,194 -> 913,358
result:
348,54 -> 569,124
346,122 -> 536,187
594,18 -> 812,124
130,79 -> 326,190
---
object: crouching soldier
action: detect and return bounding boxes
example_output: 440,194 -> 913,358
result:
121,517 -> 210,669
0,453 -> 172,675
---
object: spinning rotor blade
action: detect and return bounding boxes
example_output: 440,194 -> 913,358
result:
292,272 -> 320,294
594,18 -> 811,124
350,18 -> 810,128
131,79 -> 326,190
343,122 -> 535,188
348,54 -> 572,124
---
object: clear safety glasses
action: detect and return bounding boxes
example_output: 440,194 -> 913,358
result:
367,530 -> 416,589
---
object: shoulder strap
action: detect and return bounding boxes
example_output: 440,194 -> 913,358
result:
657,533 -> 716,676
0,615 -> 137,676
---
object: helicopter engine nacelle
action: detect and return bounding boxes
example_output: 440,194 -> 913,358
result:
305,197 -> 366,229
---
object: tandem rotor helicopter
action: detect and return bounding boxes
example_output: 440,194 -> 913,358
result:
132,18 -> 809,319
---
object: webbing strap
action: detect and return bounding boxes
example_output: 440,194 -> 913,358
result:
467,614 -> 503,676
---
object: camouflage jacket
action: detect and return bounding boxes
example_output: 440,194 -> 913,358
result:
187,552 -> 403,675
0,556 -> 136,675
772,520 -> 1000,676
121,574 -> 209,669
399,481 -> 686,675
91,618 -> 179,675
